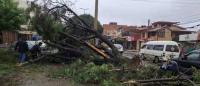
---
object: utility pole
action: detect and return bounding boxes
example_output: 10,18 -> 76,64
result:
94,0 -> 99,45
148,19 -> 150,27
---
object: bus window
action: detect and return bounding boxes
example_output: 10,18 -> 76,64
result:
154,45 -> 164,51
166,45 -> 179,52
147,45 -> 154,50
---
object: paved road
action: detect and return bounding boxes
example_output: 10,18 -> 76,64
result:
122,50 -> 139,59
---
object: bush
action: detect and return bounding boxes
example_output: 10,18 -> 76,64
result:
0,64 -> 15,76
0,49 -> 18,76
0,49 -> 18,64
51,59 -> 181,85
50,59 -> 120,85
192,67 -> 200,83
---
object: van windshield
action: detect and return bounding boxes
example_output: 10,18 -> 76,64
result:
166,45 -> 179,52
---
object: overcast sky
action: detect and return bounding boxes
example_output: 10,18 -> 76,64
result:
70,0 -> 200,27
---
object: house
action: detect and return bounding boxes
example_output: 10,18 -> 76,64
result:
122,26 -> 141,50
142,21 -> 193,42
103,22 -> 143,50
103,22 -> 128,39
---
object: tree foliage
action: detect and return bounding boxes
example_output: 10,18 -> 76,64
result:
72,14 -> 103,33
29,0 -> 121,61
30,3 -> 103,41
31,13 -> 63,40
0,0 -> 28,31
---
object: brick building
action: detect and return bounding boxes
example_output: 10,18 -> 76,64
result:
103,22 -> 128,38
103,22 -> 142,50
122,26 -> 141,50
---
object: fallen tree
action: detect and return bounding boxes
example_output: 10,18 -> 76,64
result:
29,0 -> 121,64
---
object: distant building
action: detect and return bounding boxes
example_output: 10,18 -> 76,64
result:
141,21 -> 193,42
103,22 -> 143,50
122,26 -> 141,50
103,22 -> 128,39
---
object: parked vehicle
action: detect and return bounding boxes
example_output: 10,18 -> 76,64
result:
173,49 -> 200,69
139,41 -> 180,63
26,40 -> 58,54
26,40 -> 46,50
108,44 -> 124,53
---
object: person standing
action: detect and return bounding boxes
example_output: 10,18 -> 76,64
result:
15,38 -> 29,66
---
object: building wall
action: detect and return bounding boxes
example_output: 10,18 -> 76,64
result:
147,28 -> 172,41
1,31 -> 17,44
157,29 -> 172,41
103,23 -> 127,38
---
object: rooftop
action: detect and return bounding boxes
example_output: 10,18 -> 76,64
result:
152,21 -> 178,25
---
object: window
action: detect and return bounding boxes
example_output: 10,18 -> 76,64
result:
154,45 -> 164,51
147,45 -> 154,50
142,33 -> 145,38
187,52 -> 200,61
141,45 -> 146,49
166,45 -> 179,52
158,29 -> 165,37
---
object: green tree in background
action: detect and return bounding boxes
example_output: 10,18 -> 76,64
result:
73,14 -> 103,33
0,0 -> 28,31
67,14 -> 103,38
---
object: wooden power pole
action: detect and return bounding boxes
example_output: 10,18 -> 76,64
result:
94,0 -> 99,45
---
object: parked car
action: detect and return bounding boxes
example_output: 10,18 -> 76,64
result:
26,40 -> 46,50
26,40 -> 58,54
173,49 -> 200,69
108,44 -> 124,53
139,41 -> 180,63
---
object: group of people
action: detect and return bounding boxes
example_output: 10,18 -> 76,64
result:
14,38 -> 43,66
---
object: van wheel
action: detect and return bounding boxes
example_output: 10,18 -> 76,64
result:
153,57 -> 159,63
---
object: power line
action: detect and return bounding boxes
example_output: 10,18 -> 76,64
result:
186,24 -> 200,28
177,19 -> 200,25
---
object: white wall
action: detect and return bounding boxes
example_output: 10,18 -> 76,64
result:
14,0 -> 28,9
179,33 -> 198,41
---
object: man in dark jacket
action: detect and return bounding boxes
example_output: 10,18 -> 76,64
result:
15,38 -> 29,66
30,42 -> 43,60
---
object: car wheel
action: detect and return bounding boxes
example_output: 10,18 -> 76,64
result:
153,56 -> 159,63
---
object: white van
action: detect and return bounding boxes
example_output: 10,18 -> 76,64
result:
139,41 -> 180,62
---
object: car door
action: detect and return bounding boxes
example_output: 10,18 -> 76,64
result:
179,51 -> 200,68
